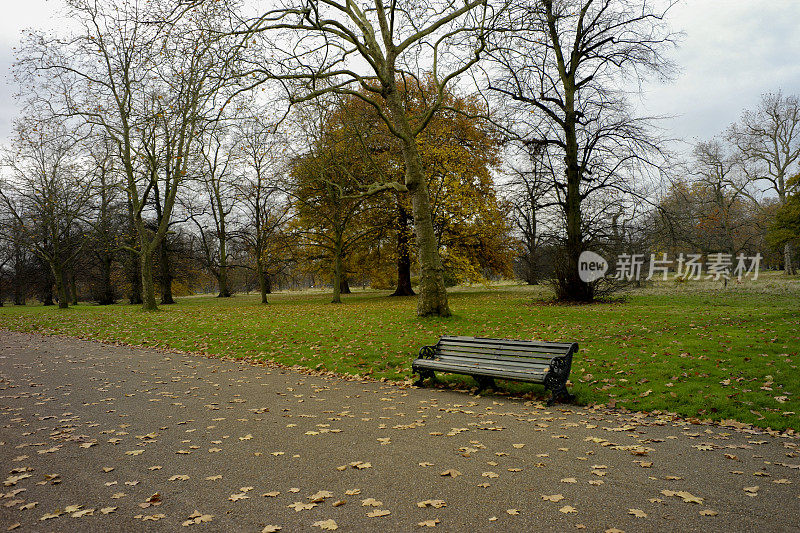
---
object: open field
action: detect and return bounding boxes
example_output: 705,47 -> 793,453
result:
1,275 -> 798,431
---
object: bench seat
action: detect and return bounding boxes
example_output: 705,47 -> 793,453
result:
412,335 -> 577,405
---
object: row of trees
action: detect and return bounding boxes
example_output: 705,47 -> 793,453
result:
0,0 -> 798,314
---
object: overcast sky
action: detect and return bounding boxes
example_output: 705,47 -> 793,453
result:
1,0 -> 799,147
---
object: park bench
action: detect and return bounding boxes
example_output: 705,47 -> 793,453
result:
412,335 -> 577,405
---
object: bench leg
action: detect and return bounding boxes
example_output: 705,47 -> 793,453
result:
546,385 -> 574,406
414,370 -> 436,387
475,376 -> 496,392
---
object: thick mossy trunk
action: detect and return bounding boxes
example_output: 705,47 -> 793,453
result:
339,275 -> 351,295
52,265 -> 69,309
141,250 -> 158,311
217,265 -> 231,298
391,201 -> 415,296
403,148 -> 449,316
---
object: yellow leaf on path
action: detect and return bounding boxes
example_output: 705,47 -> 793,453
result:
482,472 -> 499,478
417,500 -> 446,508
700,509 -> 718,516
743,486 -> 759,493
512,443 -> 525,449
345,489 -> 361,495
418,519 -> 440,527
541,494 -> 564,502
559,506 -> 577,514
440,469 -> 461,477
263,491 -> 280,497
72,509 -> 95,518
560,478 -> 577,483
605,529 -> 625,533
64,505 -> 82,513
262,526 -> 282,533
506,509 -> 520,515
125,450 -> 144,456
309,490 -> 333,502
287,501 -> 316,511
312,519 -> 338,530
169,475 -> 190,481
100,507 -> 117,514
366,509 -> 390,517
628,509 -> 647,518
205,475 -> 223,481
361,498 -> 382,507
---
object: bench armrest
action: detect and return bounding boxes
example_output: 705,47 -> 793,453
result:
417,345 -> 437,360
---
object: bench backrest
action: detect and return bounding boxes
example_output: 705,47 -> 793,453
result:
434,335 -> 577,364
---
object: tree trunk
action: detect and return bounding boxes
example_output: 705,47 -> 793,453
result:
556,73 -> 593,302
52,265 -> 69,309
331,241 -> 343,304
98,254 -> 116,305
141,250 -> 158,311
256,259 -> 268,304
340,274 -> 351,295
13,270 -> 25,306
41,268 -> 54,306
391,200 -> 415,296
401,142 -> 449,316
217,265 -> 231,297
785,242 -> 796,275
69,271 -> 78,306
159,241 -> 174,305
127,254 -> 143,305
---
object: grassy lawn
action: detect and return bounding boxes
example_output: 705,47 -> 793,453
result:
1,276 -> 798,431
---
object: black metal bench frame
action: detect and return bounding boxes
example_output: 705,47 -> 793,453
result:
412,335 -> 577,406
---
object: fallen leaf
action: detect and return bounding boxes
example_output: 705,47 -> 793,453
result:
312,519 -> 338,530
366,509 -> 391,518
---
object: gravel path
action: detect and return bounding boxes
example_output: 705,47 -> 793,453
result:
1,330 -> 798,532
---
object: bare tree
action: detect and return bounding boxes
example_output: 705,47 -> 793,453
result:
17,0 -> 241,310
728,92 -> 800,275
0,116 -> 92,308
484,0 -> 677,301
185,120 -> 241,298
236,0 -> 496,316
234,115 -> 291,304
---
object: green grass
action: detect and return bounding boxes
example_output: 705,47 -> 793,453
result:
1,277 -> 798,431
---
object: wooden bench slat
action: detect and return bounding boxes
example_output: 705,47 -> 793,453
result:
433,351 -> 555,367
414,361 -> 548,382
440,336 -> 575,350
436,346 -> 563,359
416,358 -> 550,374
439,339 -> 567,351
